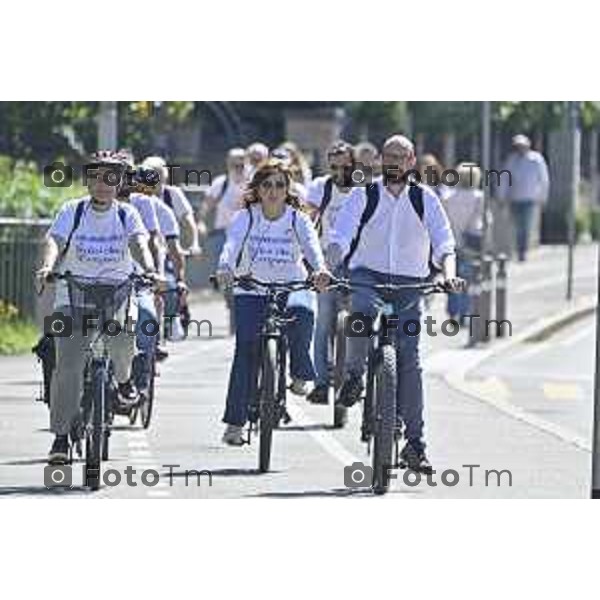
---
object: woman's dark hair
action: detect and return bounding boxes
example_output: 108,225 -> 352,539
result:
243,159 -> 302,209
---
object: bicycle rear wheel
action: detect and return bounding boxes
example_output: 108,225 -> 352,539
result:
140,357 -> 156,429
258,338 -> 278,473
333,309 -> 349,428
85,358 -> 105,490
371,344 -> 397,495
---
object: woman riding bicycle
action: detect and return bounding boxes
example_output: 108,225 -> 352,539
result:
36,150 -> 158,464
215,159 -> 330,446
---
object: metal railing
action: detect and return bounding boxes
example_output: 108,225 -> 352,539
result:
0,217 -> 50,320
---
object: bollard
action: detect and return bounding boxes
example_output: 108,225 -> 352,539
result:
481,255 -> 494,343
495,253 -> 508,337
467,259 -> 482,347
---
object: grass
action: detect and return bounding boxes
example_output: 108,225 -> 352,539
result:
0,318 -> 39,355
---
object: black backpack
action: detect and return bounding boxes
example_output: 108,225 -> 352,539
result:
344,183 -> 440,274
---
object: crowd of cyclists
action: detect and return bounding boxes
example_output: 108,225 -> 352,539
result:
36,133 -> 484,474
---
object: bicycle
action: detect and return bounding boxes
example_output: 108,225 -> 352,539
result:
329,278 -> 450,495
212,274 -> 315,473
43,271 -> 149,490
325,284 -> 352,428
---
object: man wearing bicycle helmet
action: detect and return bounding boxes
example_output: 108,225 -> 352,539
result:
36,151 -> 157,464
326,134 -> 462,473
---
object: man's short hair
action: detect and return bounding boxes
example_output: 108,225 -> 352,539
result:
383,134 -> 415,154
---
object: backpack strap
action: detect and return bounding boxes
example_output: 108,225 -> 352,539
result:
116,202 -> 128,230
344,183 -> 380,266
407,185 -> 441,274
408,184 -> 424,221
58,199 -> 86,262
235,207 -> 254,268
163,186 -> 173,209
314,177 -> 334,235
220,176 -> 229,200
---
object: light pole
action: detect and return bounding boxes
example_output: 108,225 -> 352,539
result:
98,101 -> 118,150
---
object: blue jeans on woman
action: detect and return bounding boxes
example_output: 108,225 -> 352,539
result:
510,199 -> 535,261
344,267 -> 426,451
223,294 -> 316,426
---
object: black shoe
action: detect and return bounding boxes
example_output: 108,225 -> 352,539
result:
307,385 -> 329,405
118,380 -> 137,403
156,346 -> 169,362
399,442 -> 433,474
48,435 -> 70,465
337,374 -> 364,407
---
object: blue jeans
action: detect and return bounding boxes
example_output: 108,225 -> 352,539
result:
133,290 -> 158,393
314,266 -> 347,387
223,294 -> 316,426
345,267 -> 426,450
510,200 -> 535,261
447,255 -> 472,320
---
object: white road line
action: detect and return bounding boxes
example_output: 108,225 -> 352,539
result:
286,400 -> 362,467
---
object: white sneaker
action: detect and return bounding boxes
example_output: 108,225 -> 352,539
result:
222,424 -> 245,446
290,378 -> 309,396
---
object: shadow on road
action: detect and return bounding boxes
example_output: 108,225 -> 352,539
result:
0,485 -> 93,497
280,423 -> 336,433
159,467 -> 275,479
250,487 -> 377,498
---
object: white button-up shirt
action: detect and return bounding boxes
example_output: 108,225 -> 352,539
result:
328,181 -> 455,277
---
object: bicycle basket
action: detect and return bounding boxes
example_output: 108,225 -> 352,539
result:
65,276 -> 133,321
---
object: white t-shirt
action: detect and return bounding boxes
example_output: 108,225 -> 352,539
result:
218,204 -> 324,297
129,193 -> 158,233
160,185 -> 194,221
49,197 -> 147,306
306,176 -> 361,248
208,174 -> 245,230
148,195 -> 180,239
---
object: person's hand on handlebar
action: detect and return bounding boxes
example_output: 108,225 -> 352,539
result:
215,267 -> 234,291
324,243 -> 344,271
311,269 -> 331,293
442,277 -> 466,293
144,271 -> 168,293
35,265 -> 53,287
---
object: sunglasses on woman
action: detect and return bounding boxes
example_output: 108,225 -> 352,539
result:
260,180 -> 287,191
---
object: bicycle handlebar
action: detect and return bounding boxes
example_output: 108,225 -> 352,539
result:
209,274 -> 315,293
327,277 -> 450,294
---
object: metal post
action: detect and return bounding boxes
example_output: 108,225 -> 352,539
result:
566,101 -> 580,300
98,101 -> 118,150
481,255 -> 494,342
495,253 -> 508,337
591,241 -> 600,497
467,259 -> 482,346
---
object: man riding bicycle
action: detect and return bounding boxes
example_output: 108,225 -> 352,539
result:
305,140 -> 364,405
36,150 -> 158,464
326,134 -> 463,473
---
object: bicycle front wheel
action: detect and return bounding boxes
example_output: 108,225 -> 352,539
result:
371,344 -> 397,495
258,338 -> 278,473
140,358 -> 156,430
85,358 -> 105,490
333,309 -> 349,428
